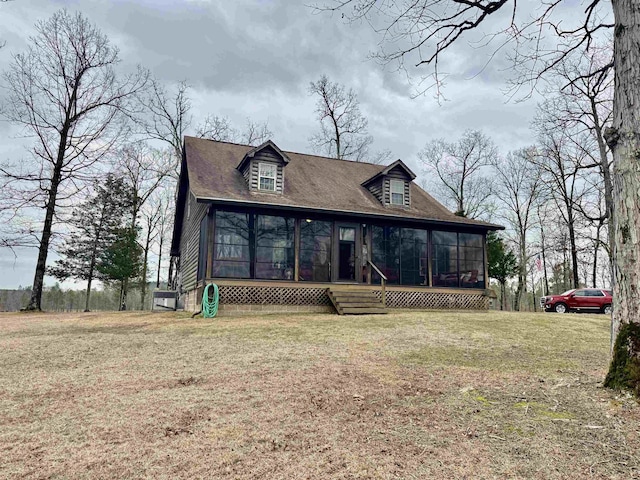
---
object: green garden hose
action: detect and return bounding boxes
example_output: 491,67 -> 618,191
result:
202,283 -> 219,318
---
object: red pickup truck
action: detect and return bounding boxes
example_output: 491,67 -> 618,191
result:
540,288 -> 613,314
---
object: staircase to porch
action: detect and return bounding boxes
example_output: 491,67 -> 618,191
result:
327,287 -> 387,315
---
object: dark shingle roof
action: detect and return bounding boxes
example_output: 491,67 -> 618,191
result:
182,136 -> 501,229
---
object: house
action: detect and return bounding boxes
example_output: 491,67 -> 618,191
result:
170,136 -> 502,314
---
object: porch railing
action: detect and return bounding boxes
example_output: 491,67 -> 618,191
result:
367,259 -> 387,307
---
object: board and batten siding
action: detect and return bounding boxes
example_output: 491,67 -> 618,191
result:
179,191 -> 210,292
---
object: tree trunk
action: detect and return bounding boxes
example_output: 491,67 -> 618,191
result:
591,98 -> 615,268
592,222 -> 602,288
566,206 -> 580,289
514,240 -> 527,311
26,130 -> 68,311
530,265 -> 537,312
538,207 -> 550,295
609,0 -> 640,347
84,277 -> 92,313
84,204 -> 107,312
141,229 -> 151,311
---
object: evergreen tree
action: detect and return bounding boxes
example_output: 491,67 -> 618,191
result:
49,175 -> 133,311
97,227 -> 143,311
487,231 -> 518,310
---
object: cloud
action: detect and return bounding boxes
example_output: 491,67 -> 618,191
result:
0,0 -> 547,288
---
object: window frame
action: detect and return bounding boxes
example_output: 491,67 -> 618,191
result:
389,179 -> 405,205
258,162 -> 277,192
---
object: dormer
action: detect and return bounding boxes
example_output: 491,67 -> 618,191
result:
362,159 -> 416,208
237,140 -> 290,194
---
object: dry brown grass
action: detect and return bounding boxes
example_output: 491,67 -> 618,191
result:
0,309 -> 638,479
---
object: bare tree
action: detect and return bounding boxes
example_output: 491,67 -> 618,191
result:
139,198 -> 162,310
533,110 -> 593,291
196,116 -> 273,146
544,48 -> 614,264
1,10 -> 147,311
491,147 -> 543,310
118,142 -> 173,308
308,74 -> 373,161
140,78 -> 192,169
418,130 -> 496,219
152,189 -> 174,289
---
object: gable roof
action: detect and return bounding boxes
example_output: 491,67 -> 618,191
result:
180,136 -> 501,230
362,159 -> 416,186
236,139 -> 291,172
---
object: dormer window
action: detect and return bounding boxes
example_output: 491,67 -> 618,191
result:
258,162 -> 277,191
390,179 -> 405,205
237,140 -> 290,194
361,159 -> 416,207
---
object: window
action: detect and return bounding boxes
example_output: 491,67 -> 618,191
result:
390,179 -> 405,205
258,162 -> 277,191
255,215 -> 294,280
212,211 -> 250,278
371,226 -> 400,284
431,231 -> 458,287
400,228 -> 428,285
299,220 -> 332,282
339,227 -> 355,242
459,233 -> 484,289
585,289 -> 604,297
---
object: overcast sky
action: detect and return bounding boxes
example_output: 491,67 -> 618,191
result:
0,0 -> 549,289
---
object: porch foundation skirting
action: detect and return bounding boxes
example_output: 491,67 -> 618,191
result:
183,280 -> 490,314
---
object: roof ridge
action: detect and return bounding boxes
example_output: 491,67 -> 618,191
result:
185,135 -> 386,168
185,135 -> 254,149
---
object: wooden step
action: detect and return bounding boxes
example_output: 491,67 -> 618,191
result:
329,290 -> 378,296
331,295 -> 379,302
327,287 -> 387,315
336,302 -> 383,308
340,307 -> 387,315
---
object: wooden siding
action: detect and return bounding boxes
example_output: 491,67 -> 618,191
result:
238,146 -> 285,193
367,177 -> 384,203
179,191 -> 210,292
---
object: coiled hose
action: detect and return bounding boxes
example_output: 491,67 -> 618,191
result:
202,283 -> 219,318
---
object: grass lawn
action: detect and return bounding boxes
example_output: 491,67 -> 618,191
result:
0,309 -> 638,479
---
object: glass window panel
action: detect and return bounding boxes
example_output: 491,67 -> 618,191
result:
458,233 -> 484,289
255,215 -> 294,280
299,220 -> 332,282
339,227 -> 355,242
371,226 -> 400,285
390,180 -> 405,205
400,228 -> 428,285
258,163 -> 277,191
431,231 -> 458,287
213,211 -> 250,278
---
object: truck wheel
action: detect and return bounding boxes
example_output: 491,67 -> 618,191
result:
554,303 -> 567,314
602,304 -> 612,315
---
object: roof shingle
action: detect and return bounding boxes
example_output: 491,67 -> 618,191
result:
183,136 -> 501,229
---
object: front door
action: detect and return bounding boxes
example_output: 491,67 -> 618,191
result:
335,223 -> 360,282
